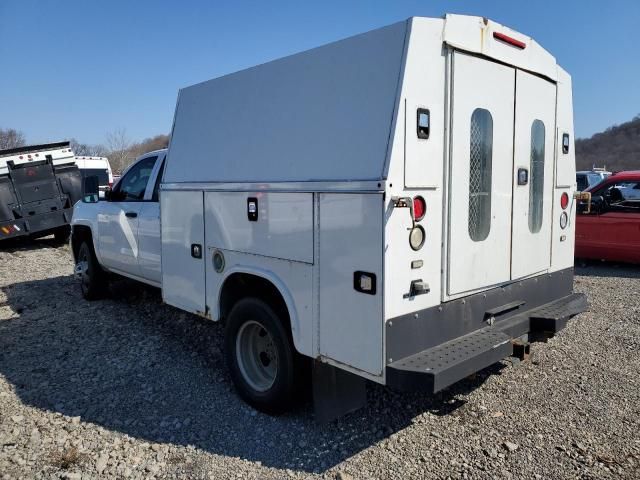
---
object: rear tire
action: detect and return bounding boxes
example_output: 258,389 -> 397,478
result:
54,225 -> 71,244
224,297 -> 302,414
76,241 -> 107,300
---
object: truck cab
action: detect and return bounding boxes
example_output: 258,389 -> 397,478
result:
71,150 -> 165,293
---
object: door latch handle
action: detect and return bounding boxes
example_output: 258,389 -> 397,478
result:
191,243 -> 202,259
125,211 -> 137,218
390,196 -> 416,229
517,168 -> 529,185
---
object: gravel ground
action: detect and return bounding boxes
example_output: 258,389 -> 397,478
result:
0,239 -> 639,479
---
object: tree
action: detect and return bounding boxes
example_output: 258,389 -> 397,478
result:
69,138 -> 107,157
105,128 -> 133,172
0,128 -> 26,150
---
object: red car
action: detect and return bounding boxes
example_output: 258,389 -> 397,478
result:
575,171 -> 640,263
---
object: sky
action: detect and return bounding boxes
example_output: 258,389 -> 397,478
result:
1,0 -> 639,146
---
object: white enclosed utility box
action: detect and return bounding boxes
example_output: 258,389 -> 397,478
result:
158,14 -> 585,420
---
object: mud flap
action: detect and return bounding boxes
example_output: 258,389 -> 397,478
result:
312,360 -> 366,424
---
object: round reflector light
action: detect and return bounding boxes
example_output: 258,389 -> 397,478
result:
212,249 -> 225,272
409,225 -> 425,251
560,192 -> 569,210
560,212 -> 568,229
413,196 -> 426,221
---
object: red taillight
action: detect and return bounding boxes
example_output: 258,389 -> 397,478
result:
560,192 -> 569,210
493,32 -> 526,50
413,196 -> 426,221
109,182 -> 113,188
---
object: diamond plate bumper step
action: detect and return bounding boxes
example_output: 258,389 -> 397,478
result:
528,293 -> 587,333
386,292 -> 587,393
386,328 -> 512,393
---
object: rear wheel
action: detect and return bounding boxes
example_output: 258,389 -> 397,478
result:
225,298 -> 301,414
75,241 -> 107,300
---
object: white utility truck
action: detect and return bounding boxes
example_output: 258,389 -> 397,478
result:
75,156 -> 114,198
72,14 -> 587,421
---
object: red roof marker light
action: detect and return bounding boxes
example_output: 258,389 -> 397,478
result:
493,32 -> 526,50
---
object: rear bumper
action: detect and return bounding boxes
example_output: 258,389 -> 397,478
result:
0,207 -> 72,240
385,268 -> 587,393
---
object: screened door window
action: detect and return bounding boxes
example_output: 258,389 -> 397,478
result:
528,120 -> 545,233
468,108 -> 493,241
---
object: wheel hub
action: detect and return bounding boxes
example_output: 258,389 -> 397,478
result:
236,320 -> 278,392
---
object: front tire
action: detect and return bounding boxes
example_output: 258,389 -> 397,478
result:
75,241 -> 107,300
225,298 -> 301,414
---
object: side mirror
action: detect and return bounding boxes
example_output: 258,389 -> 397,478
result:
82,175 -> 100,203
104,187 -> 112,201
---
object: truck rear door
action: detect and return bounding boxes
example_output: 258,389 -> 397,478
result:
447,52 -> 557,296
510,70 -> 556,279
447,52 -> 515,295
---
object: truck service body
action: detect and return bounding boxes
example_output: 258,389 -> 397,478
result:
72,15 -> 587,420
1,142 -> 82,242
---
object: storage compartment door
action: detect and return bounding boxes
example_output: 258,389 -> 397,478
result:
447,52 -> 515,295
510,70 -> 556,279
319,193 -> 383,376
161,190 -> 207,315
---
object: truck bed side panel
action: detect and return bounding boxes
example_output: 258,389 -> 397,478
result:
161,190 -> 207,314
204,192 -> 313,263
319,193 -> 384,376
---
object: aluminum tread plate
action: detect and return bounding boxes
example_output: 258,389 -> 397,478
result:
529,293 -> 587,332
387,328 -> 512,393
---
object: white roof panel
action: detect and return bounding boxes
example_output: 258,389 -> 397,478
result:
166,21 -> 408,183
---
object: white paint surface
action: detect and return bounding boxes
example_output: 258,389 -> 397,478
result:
447,52 -> 515,296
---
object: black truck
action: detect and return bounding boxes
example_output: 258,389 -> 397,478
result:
0,141 -> 83,243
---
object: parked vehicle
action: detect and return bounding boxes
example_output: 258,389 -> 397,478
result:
71,14 -> 586,421
75,156 -> 113,198
1,141 -> 82,242
576,168 -> 611,191
575,171 -> 640,263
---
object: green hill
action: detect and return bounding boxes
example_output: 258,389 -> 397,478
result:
576,115 -> 640,172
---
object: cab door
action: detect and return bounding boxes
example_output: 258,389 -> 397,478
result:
510,70 -> 556,279
97,155 -> 157,277
137,154 -> 165,284
447,52 -> 515,295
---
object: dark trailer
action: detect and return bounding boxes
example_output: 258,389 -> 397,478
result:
0,141 -> 82,242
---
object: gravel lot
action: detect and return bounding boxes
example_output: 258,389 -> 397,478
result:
0,240 -> 639,479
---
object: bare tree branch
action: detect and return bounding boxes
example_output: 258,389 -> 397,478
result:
0,128 -> 26,150
105,128 -> 133,173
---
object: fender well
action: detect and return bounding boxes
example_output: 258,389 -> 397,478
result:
218,271 -> 302,354
71,225 -> 93,262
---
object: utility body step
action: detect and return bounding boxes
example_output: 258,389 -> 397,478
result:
387,292 -> 587,394
386,328 -> 512,393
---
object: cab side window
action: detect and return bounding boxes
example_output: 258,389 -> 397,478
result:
115,156 -> 157,201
